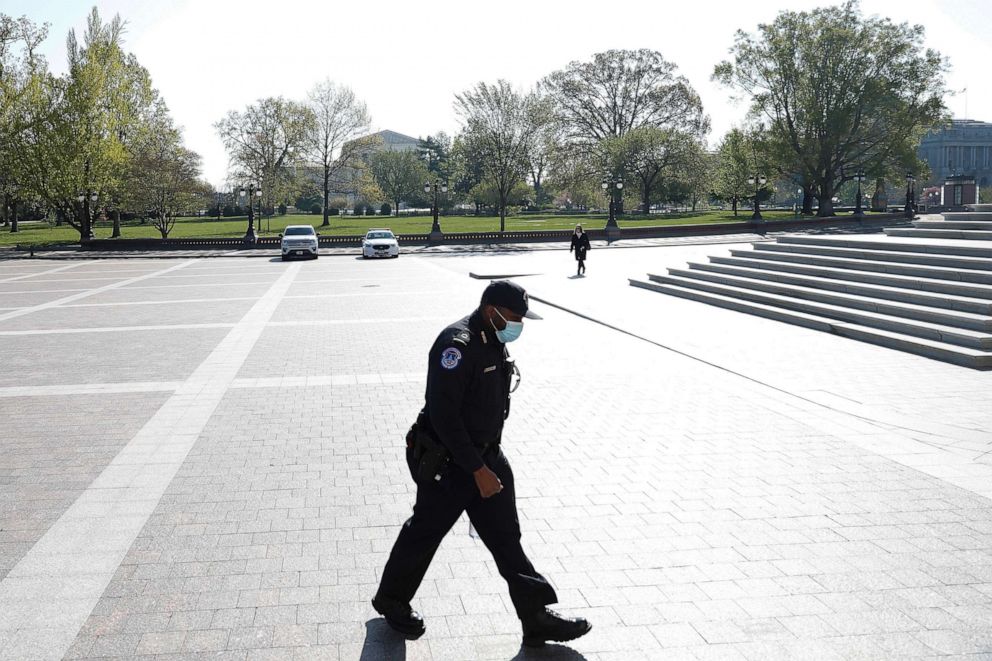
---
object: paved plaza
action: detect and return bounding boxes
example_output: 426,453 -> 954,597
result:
1,238 -> 991,660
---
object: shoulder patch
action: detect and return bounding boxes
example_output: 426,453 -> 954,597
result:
452,331 -> 471,346
440,347 -> 463,370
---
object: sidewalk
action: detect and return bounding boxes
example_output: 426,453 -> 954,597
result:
0,249 -> 990,660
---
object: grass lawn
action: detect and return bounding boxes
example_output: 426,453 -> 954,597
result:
0,210 -> 810,248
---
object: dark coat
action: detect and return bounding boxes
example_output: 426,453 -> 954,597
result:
570,232 -> 590,260
424,310 -> 512,474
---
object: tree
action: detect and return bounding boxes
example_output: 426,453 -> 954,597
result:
523,94 -> 558,207
124,108 -> 205,237
1,14 -> 48,233
14,9 -> 155,240
713,128 -> 756,216
215,96 -> 313,228
541,49 -> 708,214
304,80 -> 371,227
713,1 -> 948,216
455,80 -> 538,231
541,49 -> 708,147
418,132 -> 452,179
616,127 -> 701,214
449,134 -> 485,213
368,149 -> 428,217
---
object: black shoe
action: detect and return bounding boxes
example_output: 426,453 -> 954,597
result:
372,596 -> 426,638
521,608 -> 591,647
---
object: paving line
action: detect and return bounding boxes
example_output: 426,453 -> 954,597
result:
0,323 -> 236,336
0,262 -> 89,284
0,263 -> 302,661
47,290 -> 448,309
0,287 -> 91,295
5,275 -> 150,284
0,373 -> 423,398
61,297 -> 258,308
123,280 -> 275,291
0,382 -> 185,397
229,372 -> 424,388
0,316 -> 448,336
0,260 -> 197,323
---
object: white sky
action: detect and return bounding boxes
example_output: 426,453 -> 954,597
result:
6,0 -> 990,188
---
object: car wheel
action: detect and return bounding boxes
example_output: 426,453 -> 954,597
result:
281,255 -> 288,261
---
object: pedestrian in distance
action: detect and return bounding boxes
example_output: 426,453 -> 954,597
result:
570,224 -> 590,276
372,280 -> 592,648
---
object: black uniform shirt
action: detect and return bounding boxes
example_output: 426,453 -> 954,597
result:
425,309 -> 511,474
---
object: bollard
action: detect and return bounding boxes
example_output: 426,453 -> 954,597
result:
30,245 -> 34,258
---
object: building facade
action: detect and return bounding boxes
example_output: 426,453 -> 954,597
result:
918,119 -> 992,191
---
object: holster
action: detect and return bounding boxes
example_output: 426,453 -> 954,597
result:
406,409 -> 451,484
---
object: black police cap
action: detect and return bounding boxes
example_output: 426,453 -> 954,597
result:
481,280 -> 542,319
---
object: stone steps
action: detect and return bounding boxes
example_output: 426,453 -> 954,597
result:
775,235 -> 992,259
690,260 -> 992,310
630,232 -> 992,368
722,250 -> 992,287
661,269 -> 992,337
645,272 -> 992,349
914,220 -> 992,230
885,228 -> 992,240
628,277 -> 992,369
752,242 -> 992,272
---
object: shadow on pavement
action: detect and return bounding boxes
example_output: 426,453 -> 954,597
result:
359,619 -> 410,660
510,643 -> 590,660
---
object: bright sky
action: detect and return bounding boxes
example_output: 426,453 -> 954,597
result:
6,0 -> 990,188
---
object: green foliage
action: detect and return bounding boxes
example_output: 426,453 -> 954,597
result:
380,202 -> 391,216
455,80 -> 537,230
713,128 -> 757,215
368,149 -> 429,215
713,0 -> 948,216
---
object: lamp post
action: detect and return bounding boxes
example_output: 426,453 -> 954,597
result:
76,190 -> 98,239
239,183 -> 262,243
601,177 -> 624,240
746,174 -> 767,222
796,187 -> 803,216
904,172 -> 915,218
424,179 -> 447,240
852,169 -> 867,220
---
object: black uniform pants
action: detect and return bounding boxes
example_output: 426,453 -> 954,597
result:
376,446 -> 557,619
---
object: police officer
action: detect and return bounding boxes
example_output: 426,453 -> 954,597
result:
372,280 -> 592,648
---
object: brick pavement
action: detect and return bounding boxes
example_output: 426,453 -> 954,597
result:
0,249 -> 989,660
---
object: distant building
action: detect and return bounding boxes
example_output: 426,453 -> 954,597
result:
305,129 -> 422,208
368,129 -> 420,153
918,119 -> 992,191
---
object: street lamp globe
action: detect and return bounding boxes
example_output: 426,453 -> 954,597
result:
441,182 -> 448,194
424,182 -> 431,194
616,181 -> 624,190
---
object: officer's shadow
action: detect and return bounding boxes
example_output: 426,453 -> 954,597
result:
360,619 -> 589,660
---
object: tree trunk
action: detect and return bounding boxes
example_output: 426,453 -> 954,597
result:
499,193 -> 506,232
9,202 -> 17,233
802,185 -> 814,215
732,197 -> 738,216
112,209 -> 121,238
322,166 -> 330,227
816,194 -> 834,217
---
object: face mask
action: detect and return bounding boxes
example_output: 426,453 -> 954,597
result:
492,308 -> 524,343
575,229 -> 582,235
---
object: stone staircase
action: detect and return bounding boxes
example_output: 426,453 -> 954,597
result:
629,215 -> 992,369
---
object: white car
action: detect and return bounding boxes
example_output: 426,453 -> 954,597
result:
281,225 -> 319,260
362,229 -> 399,259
